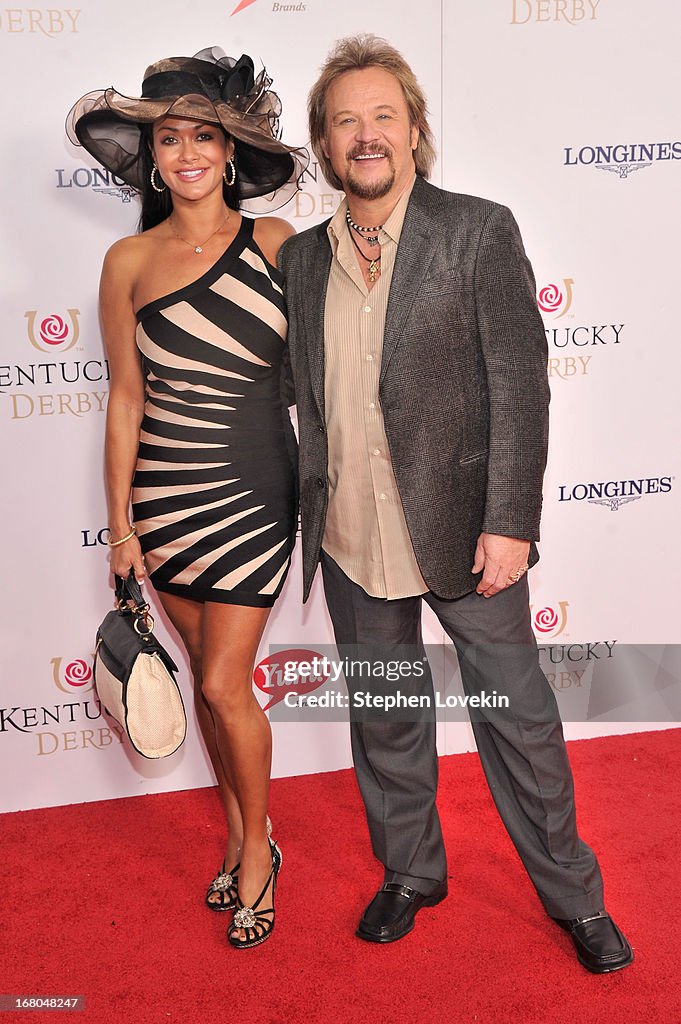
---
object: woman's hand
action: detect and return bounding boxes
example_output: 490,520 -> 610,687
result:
109,535 -> 146,584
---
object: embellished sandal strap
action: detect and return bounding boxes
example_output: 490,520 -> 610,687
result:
237,863 -> 275,918
227,839 -> 282,948
209,864 -> 239,893
206,860 -> 240,910
230,903 -> 276,946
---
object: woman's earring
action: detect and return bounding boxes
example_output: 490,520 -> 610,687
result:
224,159 -> 237,187
150,164 -> 167,193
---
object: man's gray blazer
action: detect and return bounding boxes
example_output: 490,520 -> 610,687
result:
279,175 -> 550,603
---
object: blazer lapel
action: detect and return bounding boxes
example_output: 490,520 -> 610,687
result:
381,177 -> 445,383
299,224 -> 332,421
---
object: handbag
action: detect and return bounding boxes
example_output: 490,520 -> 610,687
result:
93,571 -> 187,758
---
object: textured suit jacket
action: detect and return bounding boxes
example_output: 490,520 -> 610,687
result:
279,175 -> 550,602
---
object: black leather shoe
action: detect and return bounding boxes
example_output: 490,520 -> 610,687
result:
554,910 -> 633,973
356,881 -> 448,944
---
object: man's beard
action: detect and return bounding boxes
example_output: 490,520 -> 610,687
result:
344,149 -> 395,200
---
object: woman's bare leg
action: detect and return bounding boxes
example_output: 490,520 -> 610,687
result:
155,591 -> 244,870
201,602 -> 275,937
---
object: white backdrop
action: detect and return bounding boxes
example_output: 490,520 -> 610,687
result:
1,0 -> 679,813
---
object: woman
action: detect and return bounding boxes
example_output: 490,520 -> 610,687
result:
67,47 -> 307,950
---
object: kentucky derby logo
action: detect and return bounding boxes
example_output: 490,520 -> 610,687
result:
530,603 -> 569,639
511,1 -> 601,24
51,656 -> 94,694
538,279 -> 574,318
25,310 -> 80,353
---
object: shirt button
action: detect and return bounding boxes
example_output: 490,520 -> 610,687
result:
316,477 -> 325,488
379,493 -> 387,501
368,402 -> 376,410
366,354 -> 374,362
363,305 -> 372,313
372,448 -> 381,456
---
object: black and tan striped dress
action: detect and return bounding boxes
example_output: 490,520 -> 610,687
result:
132,217 -> 296,607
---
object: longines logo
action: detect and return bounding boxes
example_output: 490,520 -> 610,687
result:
511,0 -> 600,24
0,312 -> 109,421
0,655 -> 123,755
25,310 -> 80,353
82,528 -> 111,548
531,602 -> 569,639
56,167 -> 136,203
558,476 -> 673,510
0,8 -> 81,34
563,143 -> 681,179
537,280 -> 624,380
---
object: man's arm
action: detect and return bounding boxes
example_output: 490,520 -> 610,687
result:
473,204 -> 550,596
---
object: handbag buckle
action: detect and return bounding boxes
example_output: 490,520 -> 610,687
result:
133,611 -> 155,636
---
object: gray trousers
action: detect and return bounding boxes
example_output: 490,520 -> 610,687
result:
320,551 -> 605,919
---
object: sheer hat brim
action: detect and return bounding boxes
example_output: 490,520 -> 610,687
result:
65,50 -> 309,212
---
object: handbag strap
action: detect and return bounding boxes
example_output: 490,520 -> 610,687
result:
115,571 -> 149,615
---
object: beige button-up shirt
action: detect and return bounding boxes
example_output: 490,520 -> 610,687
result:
322,178 -> 428,599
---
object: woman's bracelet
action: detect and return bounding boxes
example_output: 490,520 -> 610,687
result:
107,524 -> 136,547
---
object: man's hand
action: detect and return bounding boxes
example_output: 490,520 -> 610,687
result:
472,533 -> 531,598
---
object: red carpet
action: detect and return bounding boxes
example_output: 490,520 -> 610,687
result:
3,729 -> 679,1023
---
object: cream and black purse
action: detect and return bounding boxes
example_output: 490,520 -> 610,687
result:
94,572 -> 186,758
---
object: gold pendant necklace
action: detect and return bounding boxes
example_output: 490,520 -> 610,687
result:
170,211 -> 230,254
347,221 -> 381,282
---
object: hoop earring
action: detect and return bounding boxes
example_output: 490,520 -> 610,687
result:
224,159 -> 237,187
150,165 -> 166,193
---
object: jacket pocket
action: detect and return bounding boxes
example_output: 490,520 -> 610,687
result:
459,450 -> 488,465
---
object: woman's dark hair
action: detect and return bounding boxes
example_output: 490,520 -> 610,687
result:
137,124 -> 241,232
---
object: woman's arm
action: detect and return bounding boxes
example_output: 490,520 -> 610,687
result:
252,216 -> 296,269
99,238 -> 147,582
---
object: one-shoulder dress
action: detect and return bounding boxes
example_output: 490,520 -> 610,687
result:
131,217 -> 296,607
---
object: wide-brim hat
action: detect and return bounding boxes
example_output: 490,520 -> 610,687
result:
66,46 -> 308,212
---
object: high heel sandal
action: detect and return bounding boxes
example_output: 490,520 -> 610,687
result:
205,816 -> 272,913
206,859 -> 239,912
228,839 -> 282,950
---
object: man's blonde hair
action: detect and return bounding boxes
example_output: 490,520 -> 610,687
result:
308,34 -> 437,190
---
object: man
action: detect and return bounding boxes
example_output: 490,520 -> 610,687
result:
279,34 -> 632,972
